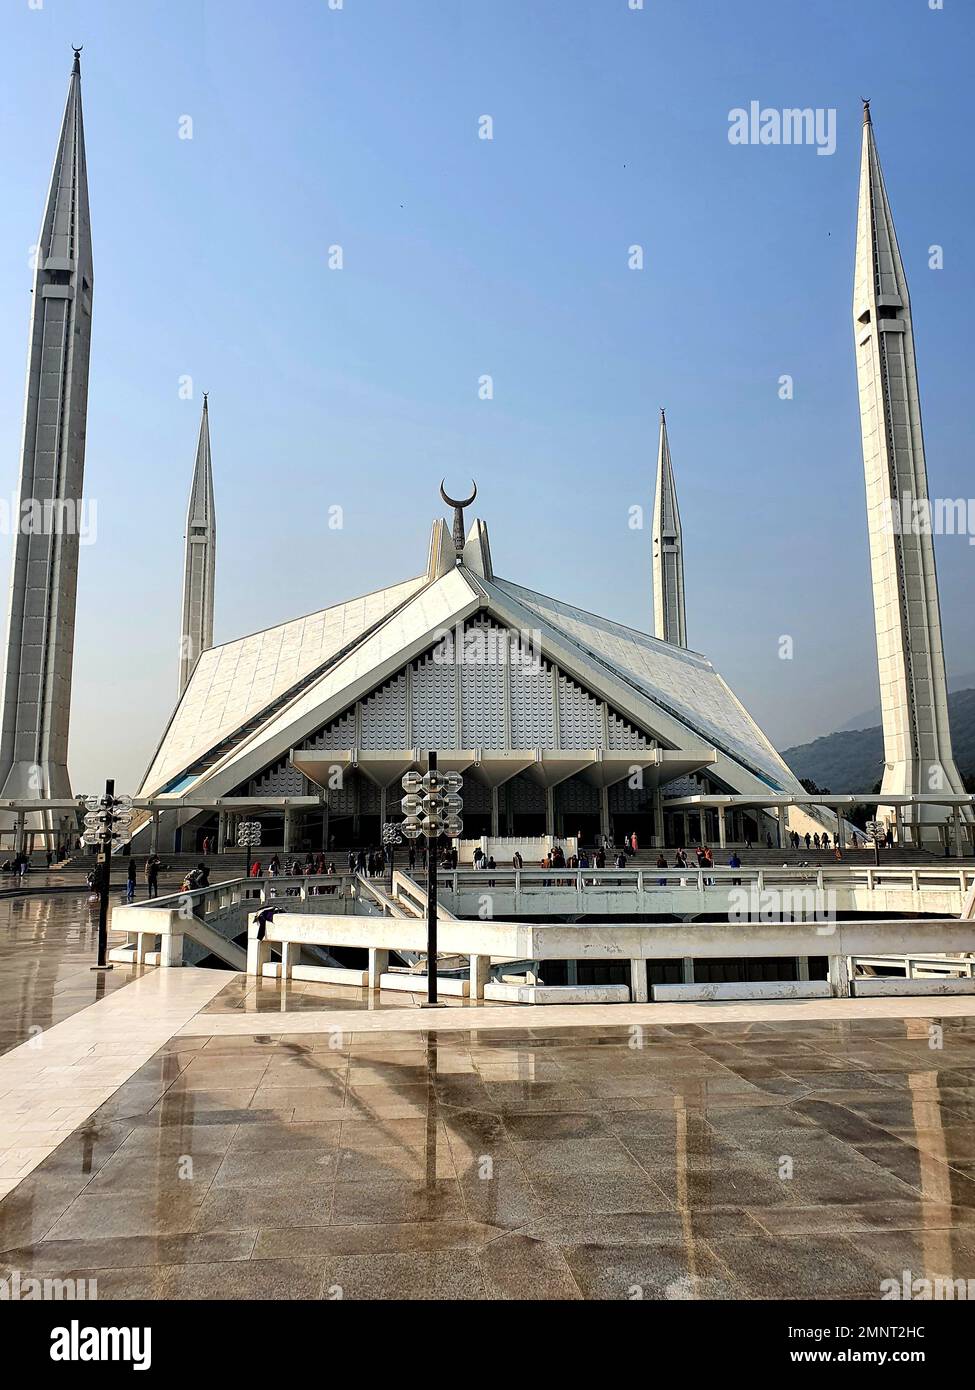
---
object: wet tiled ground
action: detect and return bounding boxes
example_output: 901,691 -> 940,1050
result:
4,1014 -> 975,1299
0,894 -> 139,1058
201,973 -> 504,1014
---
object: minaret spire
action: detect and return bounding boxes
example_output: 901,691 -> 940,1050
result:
0,50 -> 93,838
853,104 -> 967,842
651,408 -> 686,646
178,395 -> 216,694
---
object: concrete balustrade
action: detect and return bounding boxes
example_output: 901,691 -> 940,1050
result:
108,869 -> 975,1004
437,865 -> 975,920
242,908 -> 975,1002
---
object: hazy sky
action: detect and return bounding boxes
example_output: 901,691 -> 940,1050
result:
1,0 -> 972,794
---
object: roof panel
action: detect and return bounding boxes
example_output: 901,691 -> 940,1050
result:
140,573 -> 427,793
489,577 -> 801,792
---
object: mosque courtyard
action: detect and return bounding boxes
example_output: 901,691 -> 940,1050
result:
2,896 -> 975,1301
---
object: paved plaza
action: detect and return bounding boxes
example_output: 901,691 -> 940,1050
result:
2,895 -> 975,1301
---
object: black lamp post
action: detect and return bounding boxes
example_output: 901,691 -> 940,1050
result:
401,752 -> 463,1007
82,780 -> 133,971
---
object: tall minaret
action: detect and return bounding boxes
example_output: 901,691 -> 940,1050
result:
178,394 -> 216,694
651,409 -> 686,646
853,101 -> 966,838
0,49 -> 93,822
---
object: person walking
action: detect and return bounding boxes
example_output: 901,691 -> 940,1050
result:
703,845 -> 714,885
126,858 -> 137,902
145,854 -> 160,899
729,850 -> 742,886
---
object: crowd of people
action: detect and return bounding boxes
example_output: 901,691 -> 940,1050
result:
101,815 -> 887,907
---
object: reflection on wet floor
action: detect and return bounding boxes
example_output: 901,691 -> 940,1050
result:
202,974 -> 508,1014
4,1012 -> 975,1298
0,894 -> 139,1057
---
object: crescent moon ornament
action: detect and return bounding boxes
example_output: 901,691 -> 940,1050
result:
439,479 -> 478,557
439,479 -> 477,510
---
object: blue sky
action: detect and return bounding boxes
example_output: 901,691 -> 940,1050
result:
0,0 -> 972,792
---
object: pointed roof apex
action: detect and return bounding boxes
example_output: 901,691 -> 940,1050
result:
72,46 -> 82,75
202,391 -> 209,407
660,406 -> 666,422
861,97 -> 871,126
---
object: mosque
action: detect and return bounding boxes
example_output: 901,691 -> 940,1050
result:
0,54 -> 969,855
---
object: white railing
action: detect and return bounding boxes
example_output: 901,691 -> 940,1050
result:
433,864 -> 975,896
852,954 -> 975,980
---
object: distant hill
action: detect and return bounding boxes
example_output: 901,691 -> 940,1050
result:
834,670 -> 975,734
782,688 -> 975,793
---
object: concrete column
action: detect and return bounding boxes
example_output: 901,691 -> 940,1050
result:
367,948 -> 389,989
469,954 -> 491,1000
599,786 -> 611,843
682,812 -> 690,848
629,959 -> 648,1003
280,939 -> 299,980
893,804 -> 903,845
247,926 -> 270,977
545,787 -> 555,836
652,787 -> 664,848
828,955 -> 851,998
491,787 -> 499,838
379,786 -> 387,828
161,925 -> 184,968
150,810 -> 160,854
216,811 -> 227,854
283,808 -> 292,854
14,812 -> 25,856
834,805 -> 846,850
953,807 -> 964,859
681,958 -> 694,984
777,805 -> 788,850
717,805 -> 727,850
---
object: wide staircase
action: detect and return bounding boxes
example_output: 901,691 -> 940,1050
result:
622,844 -> 950,869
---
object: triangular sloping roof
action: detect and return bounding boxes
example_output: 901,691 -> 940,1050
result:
141,547 -> 803,804
140,573 -> 427,793
488,576 -> 800,792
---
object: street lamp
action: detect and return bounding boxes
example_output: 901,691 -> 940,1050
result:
81,779 -> 133,970
382,819 -> 403,892
237,820 -> 262,878
867,819 -> 883,867
400,752 -> 463,1007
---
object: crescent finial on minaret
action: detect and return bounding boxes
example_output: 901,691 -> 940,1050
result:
439,478 -> 477,555
72,46 -> 83,75
861,97 -> 871,126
